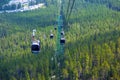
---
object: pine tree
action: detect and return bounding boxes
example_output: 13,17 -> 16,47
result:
25,71 -> 30,80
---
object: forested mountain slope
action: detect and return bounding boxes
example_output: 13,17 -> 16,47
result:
0,0 -> 120,80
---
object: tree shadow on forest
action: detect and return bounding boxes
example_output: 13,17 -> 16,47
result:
0,11 -> 56,29
106,3 -> 120,12
66,29 -> 120,51
85,0 -> 120,12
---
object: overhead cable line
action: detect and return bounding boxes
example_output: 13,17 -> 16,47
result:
67,0 -> 76,21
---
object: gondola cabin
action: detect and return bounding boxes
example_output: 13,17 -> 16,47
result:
50,33 -> 54,39
60,37 -> 65,44
31,40 -> 40,54
61,31 -> 64,35
54,27 -> 57,30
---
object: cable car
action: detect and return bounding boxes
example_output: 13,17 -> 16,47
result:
50,30 -> 54,39
61,30 -> 64,35
31,29 -> 40,54
31,40 -> 40,54
50,33 -> 54,39
60,37 -> 65,44
54,26 -> 57,30
61,28 -> 64,35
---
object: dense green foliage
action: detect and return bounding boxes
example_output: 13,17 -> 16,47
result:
0,0 -> 120,80
85,0 -> 120,11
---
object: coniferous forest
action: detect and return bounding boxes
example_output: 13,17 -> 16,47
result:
0,0 -> 120,80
